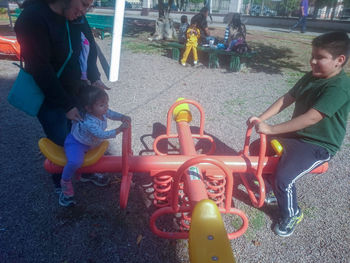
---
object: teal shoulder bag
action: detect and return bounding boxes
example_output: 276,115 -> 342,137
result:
8,20 -> 72,116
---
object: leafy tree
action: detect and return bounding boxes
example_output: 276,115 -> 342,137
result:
280,0 -> 300,16
312,0 -> 335,18
190,0 -> 203,4
344,0 -> 350,8
152,0 -> 177,40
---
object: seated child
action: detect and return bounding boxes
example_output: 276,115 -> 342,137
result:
247,31 -> 350,237
225,33 -> 245,52
59,85 -> 131,207
178,15 -> 189,44
224,13 -> 249,53
180,21 -> 200,66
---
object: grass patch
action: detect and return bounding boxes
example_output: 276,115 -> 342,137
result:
245,30 -> 350,75
284,71 -> 305,88
232,208 -> 266,241
222,97 -> 248,117
122,38 -> 164,54
119,22 -> 350,75
300,205 -> 318,218
0,13 -> 9,21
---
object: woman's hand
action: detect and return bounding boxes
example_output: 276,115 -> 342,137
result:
66,107 -> 83,121
92,79 -> 110,90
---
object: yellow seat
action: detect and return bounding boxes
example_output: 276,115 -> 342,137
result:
38,138 -> 109,167
189,199 -> 236,263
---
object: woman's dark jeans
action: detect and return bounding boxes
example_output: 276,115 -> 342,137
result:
37,102 -> 70,188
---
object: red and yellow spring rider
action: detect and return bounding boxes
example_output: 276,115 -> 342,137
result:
39,99 -> 328,263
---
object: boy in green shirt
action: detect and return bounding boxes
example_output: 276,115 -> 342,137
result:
248,31 -> 350,237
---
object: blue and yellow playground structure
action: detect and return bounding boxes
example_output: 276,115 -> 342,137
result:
38,99 -> 328,262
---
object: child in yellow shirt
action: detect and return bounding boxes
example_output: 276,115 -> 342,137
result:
181,22 -> 200,66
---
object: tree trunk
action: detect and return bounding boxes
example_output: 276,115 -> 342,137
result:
151,13 -> 177,40
150,0 -> 177,41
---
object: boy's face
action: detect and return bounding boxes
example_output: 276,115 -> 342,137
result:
310,47 -> 345,79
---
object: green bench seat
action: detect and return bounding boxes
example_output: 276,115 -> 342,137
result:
85,14 -> 114,40
165,41 -> 256,72
9,11 -> 113,40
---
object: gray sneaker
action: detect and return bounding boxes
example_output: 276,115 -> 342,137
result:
265,191 -> 277,205
253,179 -> 277,205
80,173 -> 111,187
274,208 -> 304,237
255,191 -> 277,205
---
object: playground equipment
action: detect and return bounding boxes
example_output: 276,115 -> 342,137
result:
0,36 -> 20,60
38,99 -> 328,261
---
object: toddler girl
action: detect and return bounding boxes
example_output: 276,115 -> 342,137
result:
59,85 -> 130,207
181,21 -> 200,66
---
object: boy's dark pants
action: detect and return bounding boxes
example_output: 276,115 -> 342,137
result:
250,137 -> 330,219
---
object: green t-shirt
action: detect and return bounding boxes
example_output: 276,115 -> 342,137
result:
289,70 -> 350,155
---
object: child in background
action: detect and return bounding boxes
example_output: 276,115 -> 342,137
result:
79,32 -> 90,81
180,21 -> 200,66
225,33 -> 245,52
59,85 -> 131,207
247,31 -> 350,237
178,15 -> 189,44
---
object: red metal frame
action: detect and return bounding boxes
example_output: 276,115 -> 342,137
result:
42,99 -> 329,240
0,36 -> 20,60
239,123 -> 267,208
153,100 -> 215,156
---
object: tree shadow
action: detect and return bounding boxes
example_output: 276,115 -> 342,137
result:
247,42 -> 306,74
138,122 -> 239,156
123,18 -> 156,37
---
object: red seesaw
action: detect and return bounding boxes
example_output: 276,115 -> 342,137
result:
38,99 -> 328,262
0,35 -> 20,60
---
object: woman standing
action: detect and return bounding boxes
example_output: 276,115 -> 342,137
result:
15,0 -> 111,192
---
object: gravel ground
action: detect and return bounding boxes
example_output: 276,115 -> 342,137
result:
1,26 -> 350,263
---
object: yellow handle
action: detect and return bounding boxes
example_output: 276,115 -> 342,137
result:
173,97 -> 192,123
271,139 -> 283,156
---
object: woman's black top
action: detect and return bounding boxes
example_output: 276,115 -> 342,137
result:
14,0 -> 100,112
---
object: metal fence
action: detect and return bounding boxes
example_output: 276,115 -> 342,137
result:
109,0 -> 346,19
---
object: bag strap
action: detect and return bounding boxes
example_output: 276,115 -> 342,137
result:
56,20 -> 73,78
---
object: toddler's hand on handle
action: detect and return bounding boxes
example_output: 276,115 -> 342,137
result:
120,121 -> 129,130
115,122 -> 129,135
121,115 -> 131,123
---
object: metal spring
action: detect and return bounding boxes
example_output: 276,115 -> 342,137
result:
178,188 -> 191,231
205,175 -> 226,207
153,174 -> 172,207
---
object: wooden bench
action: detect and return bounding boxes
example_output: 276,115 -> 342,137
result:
165,41 -> 256,72
85,14 -> 114,40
